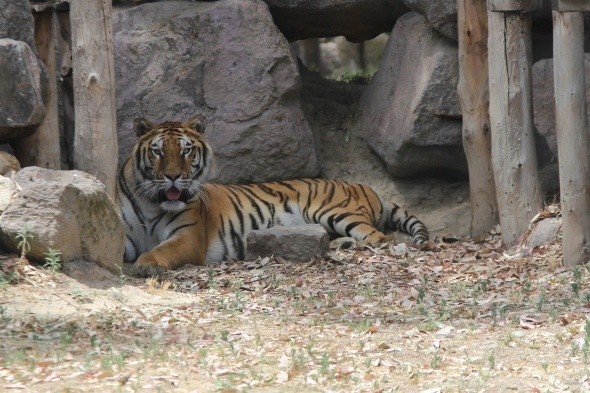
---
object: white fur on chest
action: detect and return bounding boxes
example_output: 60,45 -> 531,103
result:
122,197 -> 176,257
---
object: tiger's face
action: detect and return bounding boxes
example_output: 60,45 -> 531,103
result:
132,115 -> 212,212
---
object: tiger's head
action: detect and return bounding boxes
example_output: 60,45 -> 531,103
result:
128,114 -> 213,212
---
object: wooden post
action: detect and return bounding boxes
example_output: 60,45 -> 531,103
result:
553,11 -> 590,266
457,0 -> 498,240
302,39 -> 322,73
70,0 -> 118,198
12,10 -> 61,169
487,0 -> 543,244
552,0 -> 590,11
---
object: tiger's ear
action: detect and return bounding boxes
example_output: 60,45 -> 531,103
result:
184,114 -> 207,134
133,117 -> 154,136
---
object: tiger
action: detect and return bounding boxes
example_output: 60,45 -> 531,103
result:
118,115 -> 429,277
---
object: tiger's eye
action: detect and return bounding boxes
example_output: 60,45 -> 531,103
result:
183,147 -> 192,155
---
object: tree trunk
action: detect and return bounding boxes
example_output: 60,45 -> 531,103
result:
70,0 -> 118,198
457,0 -> 498,240
553,11 -> 590,266
487,8 -> 542,244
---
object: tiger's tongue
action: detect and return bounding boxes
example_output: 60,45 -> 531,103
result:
165,187 -> 182,201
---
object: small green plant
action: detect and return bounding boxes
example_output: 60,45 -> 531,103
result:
521,276 -> 532,299
572,267 -> 583,298
290,348 -> 307,371
583,318 -> 590,362
16,224 -> 33,260
535,287 -> 546,312
430,352 -> 443,369
319,352 -> 330,375
487,352 -> 496,370
0,305 -> 9,324
0,272 -> 13,288
339,72 -> 372,85
43,248 -> 62,271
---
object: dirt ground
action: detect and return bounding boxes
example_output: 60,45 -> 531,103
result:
2,233 -> 590,393
0,81 -> 585,393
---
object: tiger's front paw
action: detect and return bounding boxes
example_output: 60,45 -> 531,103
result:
133,253 -> 171,277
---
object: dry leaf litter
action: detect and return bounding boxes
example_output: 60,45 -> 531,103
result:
2,207 -> 590,392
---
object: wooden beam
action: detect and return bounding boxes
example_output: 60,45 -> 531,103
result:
487,0 -> 541,12
70,0 -> 118,198
487,10 -> 543,244
457,0 -> 498,239
553,11 -> 590,266
12,11 -> 61,169
552,0 -> 590,11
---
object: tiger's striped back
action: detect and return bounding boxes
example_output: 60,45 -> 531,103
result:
200,179 -> 428,261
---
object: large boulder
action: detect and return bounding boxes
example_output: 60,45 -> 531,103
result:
356,13 -> 465,178
0,0 -> 48,142
402,0 -> 457,40
0,39 -> 46,141
0,168 -> 124,272
114,0 -> 320,184
0,0 -> 36,49
263,0 -> 410,43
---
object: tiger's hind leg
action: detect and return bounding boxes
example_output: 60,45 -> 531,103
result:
326,212 -> 386,244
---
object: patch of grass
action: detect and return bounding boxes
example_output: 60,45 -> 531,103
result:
348,318 -> 372,332
339,72 -> 372,85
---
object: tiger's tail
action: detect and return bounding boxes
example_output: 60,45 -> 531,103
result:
381,202 -> 429,244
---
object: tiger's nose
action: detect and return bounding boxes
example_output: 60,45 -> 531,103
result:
164,172 -> 181,181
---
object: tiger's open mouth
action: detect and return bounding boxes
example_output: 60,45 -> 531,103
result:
159,186 -> 190,203
165,186 -> 182,201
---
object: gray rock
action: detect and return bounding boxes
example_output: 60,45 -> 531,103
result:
402,0 -> 457,40
0,0 -> 36,50
263,0 -> 410,43
0,175 -> 17,214
246,224 -> 330,261
528,218 -> 561,249
114,0 -> 320,184
0,39 -> 46,141
0,167 -> 124,273
357,13 -> 465,178
0,151 -> 20,177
